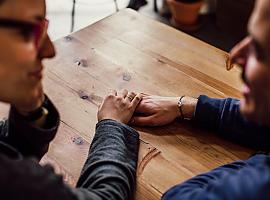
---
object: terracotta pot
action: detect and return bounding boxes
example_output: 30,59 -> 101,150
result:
167,0 -> 204,26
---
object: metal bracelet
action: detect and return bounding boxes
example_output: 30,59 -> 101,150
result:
177,95 -> 192,121
177,95 -> 185,121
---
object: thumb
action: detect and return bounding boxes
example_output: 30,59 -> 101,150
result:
130,93 -> 143,111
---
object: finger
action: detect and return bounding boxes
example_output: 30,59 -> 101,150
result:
141,95 -> 156,101
109,89 -> 117,96
140,92 -> 150,97
228,36 -> 251,70
133,102 -> 154,116
131,93 -> 142,107
129,115 -> 157,126
230,36 -> 251,60
126,91 -> 136,102
226,56 -> 233,71
119,89 -> 128,98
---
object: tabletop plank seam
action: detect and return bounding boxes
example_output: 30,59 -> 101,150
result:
148,52 -> 241,98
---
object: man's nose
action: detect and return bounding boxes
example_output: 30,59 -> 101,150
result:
38,34 -> 56,59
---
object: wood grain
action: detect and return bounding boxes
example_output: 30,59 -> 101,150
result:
0,9 -> 254,200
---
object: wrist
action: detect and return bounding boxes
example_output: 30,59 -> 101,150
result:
178,96 -> 198,120
172,97 -> 182,119
98,115 -> 126,124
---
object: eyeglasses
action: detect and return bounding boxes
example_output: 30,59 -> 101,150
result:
0,18 -> 49,49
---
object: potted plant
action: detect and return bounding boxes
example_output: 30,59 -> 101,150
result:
167,0 -> 204,31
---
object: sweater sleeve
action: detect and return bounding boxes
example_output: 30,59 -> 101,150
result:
72,119 -> 140,200
0,119 -> 139,200
193,95 -> 270,150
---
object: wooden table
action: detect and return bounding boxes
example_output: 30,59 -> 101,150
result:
1,9 -> 254,199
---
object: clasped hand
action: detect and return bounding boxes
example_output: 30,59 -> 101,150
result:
98,91 -> 180,126
98,89 -> 142,124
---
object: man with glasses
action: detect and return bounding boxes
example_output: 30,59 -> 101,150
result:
0,0 -> 142,200
131,0 -> 270,199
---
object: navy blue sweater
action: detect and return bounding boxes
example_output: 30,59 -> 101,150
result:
163,95 -> 270,200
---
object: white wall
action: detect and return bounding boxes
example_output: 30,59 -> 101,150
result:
46,0 -> 129,40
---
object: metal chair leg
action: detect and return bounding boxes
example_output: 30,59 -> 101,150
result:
154,0 -> 158,12
113,0 -> 119,12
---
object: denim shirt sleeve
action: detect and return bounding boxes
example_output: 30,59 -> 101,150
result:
193,95 -> 270,150
162,154 -> 270,200
73,119 -> 140,200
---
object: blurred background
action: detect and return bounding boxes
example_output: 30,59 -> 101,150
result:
46,0 -> 254,52
46,0 -> 129,40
